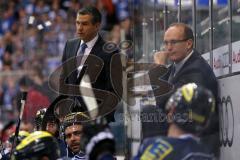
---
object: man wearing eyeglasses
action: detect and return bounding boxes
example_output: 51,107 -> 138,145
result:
150,23 -> 219,157
153,22 -> 218,108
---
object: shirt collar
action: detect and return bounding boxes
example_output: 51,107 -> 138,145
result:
174,49 -> 193,73
81,34 -> 99,49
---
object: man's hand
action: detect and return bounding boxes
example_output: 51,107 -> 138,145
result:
154,51 -> 169,65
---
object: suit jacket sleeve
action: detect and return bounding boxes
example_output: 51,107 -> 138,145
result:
59,40 -> 69,94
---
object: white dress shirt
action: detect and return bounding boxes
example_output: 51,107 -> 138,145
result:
173,50 -> 193,76
77,34 -> 99,74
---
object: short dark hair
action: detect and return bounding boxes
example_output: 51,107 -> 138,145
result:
169,23 -> 194,42
78,6 -> 102,24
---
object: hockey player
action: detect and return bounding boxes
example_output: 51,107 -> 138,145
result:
134,83 -> 216,160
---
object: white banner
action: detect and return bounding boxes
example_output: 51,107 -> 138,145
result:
212,45 -> 229,77
232,40 -> 240,73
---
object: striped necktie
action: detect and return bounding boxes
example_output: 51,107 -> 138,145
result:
77,43 -> 87,66
172,64 -> 176,76
168,64 -> 176,82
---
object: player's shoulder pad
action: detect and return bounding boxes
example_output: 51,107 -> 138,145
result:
140,137 -> 173,160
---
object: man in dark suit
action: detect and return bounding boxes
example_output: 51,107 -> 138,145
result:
153,23 -> 218,100
148,23 -> 219,156
59,6 -> 122,122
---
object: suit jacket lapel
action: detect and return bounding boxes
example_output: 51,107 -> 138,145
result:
74,39 -> 81,56
82,36 -> 103,71
179,50 -> 198,71
73,39 -> 81,68
173,50 -> 198,80
168,65 -> 175,82
77,36 -> 103,83
88,36 -> 103,57
169,50 -> 198,83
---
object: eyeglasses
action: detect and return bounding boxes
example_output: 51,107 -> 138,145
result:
163,39 -> 189,46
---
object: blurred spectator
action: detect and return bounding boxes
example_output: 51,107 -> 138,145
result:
0,121 -> 16,143
2,76 -> 16,111
2,52 -> 13,71
48,0 -> 67,21
19,121 -> 34,133
0,4 -> 15,36
30,64 -> 57,101
112,0 -> 131,40
0,37 -> 4,62
96,0 -> 118,31
108,24 -> 121,44
0,79 -> 3,107
0,120 -> 15,160
21,64 -> 51,122
24,26 -> 38,55
35,0 -> 50,15
3,31 -> 15,55
113,0 -> 129,22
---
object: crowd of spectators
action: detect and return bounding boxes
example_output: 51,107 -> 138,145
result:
0,0 -> 131,137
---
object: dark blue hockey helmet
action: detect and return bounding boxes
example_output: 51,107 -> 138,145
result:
165,83 -> 216,134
